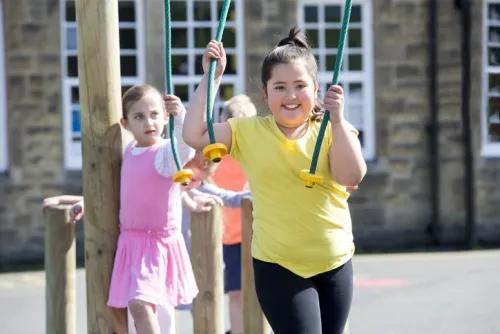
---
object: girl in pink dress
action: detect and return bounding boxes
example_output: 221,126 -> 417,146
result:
108,84 -> 198,333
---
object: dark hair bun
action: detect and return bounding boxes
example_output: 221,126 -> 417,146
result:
277,26 -> 311,50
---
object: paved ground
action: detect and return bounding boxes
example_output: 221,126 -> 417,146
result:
1,249 -> 499,334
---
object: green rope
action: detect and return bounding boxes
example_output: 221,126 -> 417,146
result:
164,0 -> 182,171
206,0 -> 231,144
308,0 -> 352,175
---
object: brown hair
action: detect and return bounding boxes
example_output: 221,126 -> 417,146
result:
221,94 -> 257,120
122,84 -> 164,119
260,26 -> 324,122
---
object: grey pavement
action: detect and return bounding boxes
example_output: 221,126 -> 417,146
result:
0,249 -> 499,334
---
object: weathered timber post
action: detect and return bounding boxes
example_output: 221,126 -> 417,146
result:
241,199 -> 271,334
75,1 -> 127,332
44,205 -> 76,334
191,205 -> 224,334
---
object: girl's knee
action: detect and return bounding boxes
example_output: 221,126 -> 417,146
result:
128,299 -> 156,321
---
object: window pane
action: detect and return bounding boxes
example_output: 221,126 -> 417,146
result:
193,0 -> 211,21
304,5 -> 318,23
171,1 -> 187,21
122,86 -> 133,96
488,48 -> 500,66
174,85 -> 189,101
325,29 -> 340,48
218,1 -> 236,21
66,2 -> 76,22
67,56 -> 78,77
172,55 -> 188,75
489,4 -> 500,21
195,28 -> 212,48
489,27 -> 500,43
348,54 -> 362,71
195,54 -> 204,75
348,28 -> 362,48
348,83 -> 363,100
72,106 -> 81,140
71,86 -> 79,104
488,98 -> 500,142
120,28 -> 136,49
489,73 -> 500,93
222,28 -> 236,48
119,2 -> 136,22
226,54 -> 237,74
121,55 -> 137,76
66,27 -> 77,50
324,5 -> 341,23
306,29 -> 319,48
219,84 -> 234,101
325,54 -> 337,71
172,28 -> 188,48
345,103 -> 363,127
351,5 -> 362,23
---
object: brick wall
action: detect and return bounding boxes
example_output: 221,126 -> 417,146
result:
0,0 -> 83,265
1,0 -> 499,264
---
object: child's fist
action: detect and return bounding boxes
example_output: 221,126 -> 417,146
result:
323,84 -> 345,124
202,40 -> 226,79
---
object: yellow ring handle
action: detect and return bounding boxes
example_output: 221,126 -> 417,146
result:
299,169 -> 324,188
173,169 -> 194,186
203,143 -> 227,163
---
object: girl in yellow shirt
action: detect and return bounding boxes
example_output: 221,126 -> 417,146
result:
183,27 -> 367,334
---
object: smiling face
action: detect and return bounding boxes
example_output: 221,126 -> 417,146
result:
121,91 -> 167,147
265,60 -> 318,129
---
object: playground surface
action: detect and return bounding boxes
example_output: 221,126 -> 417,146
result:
0,249 -> 498,334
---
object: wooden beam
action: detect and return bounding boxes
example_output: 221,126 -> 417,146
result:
75,1 -> 127,332
241,199 -> 271,334
44,205 -> 76,334
191,205 -> 224,334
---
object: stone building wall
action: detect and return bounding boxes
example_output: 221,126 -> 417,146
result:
1,0 -> 499,264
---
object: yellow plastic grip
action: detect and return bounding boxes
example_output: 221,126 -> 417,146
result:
173,169 -> 194,186
299,169 -> 324,188
202,143 -> 228,163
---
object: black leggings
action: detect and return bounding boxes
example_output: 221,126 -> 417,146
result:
253,258 -> 353,334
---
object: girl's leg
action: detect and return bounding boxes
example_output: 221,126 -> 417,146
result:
228,290 -> 243,334
128,299 -> 160,334
224,243 -> 243,334
313,259 -> 353,334
157,303 -> 176,334
253,259 -> 322,334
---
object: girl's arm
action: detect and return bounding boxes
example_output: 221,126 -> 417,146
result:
182,41 -> 233,151
328,122 -> 366,186
43,195 -> 83,209
323,85 -> 367,186
198,184 -> 251,208
164,95 -> 195,166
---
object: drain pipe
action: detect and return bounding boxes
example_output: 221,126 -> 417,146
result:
427,0 -> 440,245
455,0 -> 476,248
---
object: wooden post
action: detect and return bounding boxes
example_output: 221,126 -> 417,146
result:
45,205 -> 76,334
241,199 -> 271,334
75,1 -> 127,333
190,205 -> 224,334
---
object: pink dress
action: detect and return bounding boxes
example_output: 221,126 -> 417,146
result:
107,141 -> 198,308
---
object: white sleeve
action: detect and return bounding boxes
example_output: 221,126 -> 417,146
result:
155,108 -> 195,177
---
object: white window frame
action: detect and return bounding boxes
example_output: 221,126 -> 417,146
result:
169,0 -> 246,120
60,0 -> 146,170
297,0 -> 375,160
0,0 -> 7,172
482,0 -> 500,157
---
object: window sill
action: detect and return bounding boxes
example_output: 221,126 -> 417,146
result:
481,144 -> 500,158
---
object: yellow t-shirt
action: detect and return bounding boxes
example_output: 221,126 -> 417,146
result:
228,115 -> 355,278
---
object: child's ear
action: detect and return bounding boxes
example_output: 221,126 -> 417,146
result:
120,118 -> 128,129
